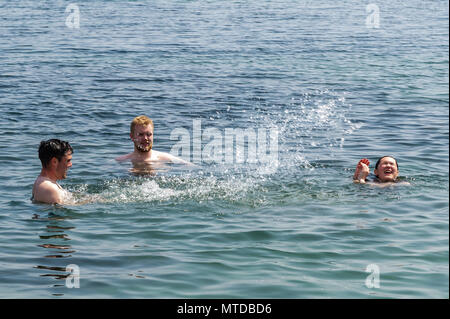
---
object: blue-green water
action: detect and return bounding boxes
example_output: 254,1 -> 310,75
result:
0,0 -> 448,298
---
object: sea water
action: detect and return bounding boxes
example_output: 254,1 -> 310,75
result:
0,0 -> 448,298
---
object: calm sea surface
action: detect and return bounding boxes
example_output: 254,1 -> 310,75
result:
0,0 -> 448,298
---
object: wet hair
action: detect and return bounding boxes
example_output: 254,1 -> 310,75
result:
130,115 -> 154,134
38,139 -> 73,168
375,156 -> 398,170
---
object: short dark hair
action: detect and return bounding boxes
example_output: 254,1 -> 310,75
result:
38,139 -> 73,168
375,156 -> 398,170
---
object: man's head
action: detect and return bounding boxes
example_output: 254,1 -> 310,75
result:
130,115 -> 154,153
38,139 -> 73,179
374,156 -> 399,182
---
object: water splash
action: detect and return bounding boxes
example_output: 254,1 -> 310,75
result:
250,90 -> 357,168
65,90 -> 358,206
68,169 -> 269,207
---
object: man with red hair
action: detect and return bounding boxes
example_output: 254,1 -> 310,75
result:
116,115 -> 190,165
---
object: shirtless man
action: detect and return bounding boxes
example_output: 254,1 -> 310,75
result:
115,115 -> 191,166
32,139 -> 73,204
353,156 -> 409,186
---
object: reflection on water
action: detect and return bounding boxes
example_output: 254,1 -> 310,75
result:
32,212 -> 76,296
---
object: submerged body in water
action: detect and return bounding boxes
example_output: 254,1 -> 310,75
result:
363,173 -> 411,188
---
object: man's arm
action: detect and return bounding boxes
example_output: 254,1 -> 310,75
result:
156,151 -> 194,165
167,153 -> 194,165
115,153 -> 132,162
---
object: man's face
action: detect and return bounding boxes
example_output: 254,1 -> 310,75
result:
55,152 -> 73,180
131,124 -> 153,153
374,157 -> 398,182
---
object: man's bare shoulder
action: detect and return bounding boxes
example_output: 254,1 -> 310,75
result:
33,178 -> 64,204
152,150 -> 172,160
116,150 -> 192,165
152,150 -> 192,164
34,177 -> 59,189
115,153 -> 133,162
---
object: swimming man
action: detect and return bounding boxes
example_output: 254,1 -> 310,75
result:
115,115 -> 191,166
32,139 -> 73,204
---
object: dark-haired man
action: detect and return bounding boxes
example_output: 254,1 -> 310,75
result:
353,156 -> 409,186
32,139 -> 73,204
